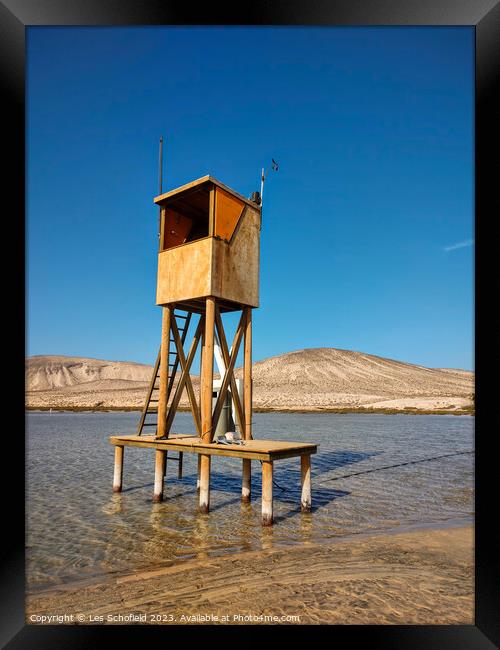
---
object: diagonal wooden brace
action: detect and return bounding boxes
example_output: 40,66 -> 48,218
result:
214,306 -> 246,435
210,310 -> 246,442
164,315 -> 204,436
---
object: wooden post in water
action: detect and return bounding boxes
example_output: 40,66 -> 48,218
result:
153,449 -> 166,502
113,445 -> 124,493
301,454 -> 312,512
199,297 -> 215,512
178,452 -> 183,478
242,307 -> 253,501
157,306 -> 171,439
242,459 -> 251,503
261,460 -> 273,526
199,455 -> 211,513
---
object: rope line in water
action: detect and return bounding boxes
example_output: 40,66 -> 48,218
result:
264,451 -> 473,492
324,450 -> 473,482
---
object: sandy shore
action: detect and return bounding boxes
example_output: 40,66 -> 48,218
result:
26,524 -> 473,625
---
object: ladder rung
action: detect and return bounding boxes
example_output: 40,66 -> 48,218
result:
142,423 -> 158,426
175,314 -> 188,320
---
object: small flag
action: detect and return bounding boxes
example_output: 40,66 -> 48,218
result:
272,158 -> 279,171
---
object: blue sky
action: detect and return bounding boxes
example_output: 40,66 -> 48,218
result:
27,27 -> 474,370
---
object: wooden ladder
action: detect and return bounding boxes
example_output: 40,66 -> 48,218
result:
136,309 -> 192,436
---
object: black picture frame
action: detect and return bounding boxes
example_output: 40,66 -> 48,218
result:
3,1 -> 498,646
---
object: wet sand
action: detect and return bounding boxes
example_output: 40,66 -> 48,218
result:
26,524 -> 473,625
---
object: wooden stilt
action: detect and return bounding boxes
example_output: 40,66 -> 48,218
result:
243,307 -> 252,440
242,458 -> 251,503
242,307 -> 252,502
301,454 -> 312,512
113,445 -> 124,493
178,452 -> 183,479
201,298 -> 215,442
261,460 -> 273,526
197,455 -> 201,491
157,306 -> 172,439
153,449 -> 166,502
162,451 -> 168,477
199,454 -> 211,513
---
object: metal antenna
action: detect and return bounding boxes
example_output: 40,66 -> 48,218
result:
259,159 -> 278,209
158,136 -> 164,244
158,135 -> 164,194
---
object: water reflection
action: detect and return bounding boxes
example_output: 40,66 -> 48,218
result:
26,411 -> 474,589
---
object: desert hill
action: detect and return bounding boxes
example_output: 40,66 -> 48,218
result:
25,349 -> 474,412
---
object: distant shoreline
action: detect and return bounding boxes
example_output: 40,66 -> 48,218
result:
26,405 -> 474,416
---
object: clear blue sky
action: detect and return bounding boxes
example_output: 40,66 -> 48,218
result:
27,26 -> 474,370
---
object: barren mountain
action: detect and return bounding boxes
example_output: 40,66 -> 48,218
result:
27,355 -> 153,390
26,349 -> 474,412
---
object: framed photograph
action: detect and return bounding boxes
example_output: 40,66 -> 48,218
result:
2,0 -> 498,646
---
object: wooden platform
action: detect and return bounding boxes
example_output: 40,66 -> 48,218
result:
109,434 -> 318,525
109,434 -> 317,461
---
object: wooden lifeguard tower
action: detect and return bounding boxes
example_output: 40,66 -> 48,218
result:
109,172 -> 317,525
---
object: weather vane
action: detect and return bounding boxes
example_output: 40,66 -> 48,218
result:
260,158 -> 279,207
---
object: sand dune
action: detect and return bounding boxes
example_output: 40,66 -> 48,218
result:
25,348 -> 474,412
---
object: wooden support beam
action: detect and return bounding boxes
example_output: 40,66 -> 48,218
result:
112,445 -> 124,493
201,298 -> 215,442
165,315 -> 204,436
214,307 -> 246,435
169,315 -> 203,435
243,306 -> 253,440
242,458 -> 251,503
178,452 -> 183,479
163,451 -> 168,477
301,454 -> 312,512
153,449 -> 166,502
197,454 -> 201,491
208,188 -> 215,237
261,461 -> 273,526
199,454 -> 211,513
211,310 -> 245,442
157,306 -> 172,439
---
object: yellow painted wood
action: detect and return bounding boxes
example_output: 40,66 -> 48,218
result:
156,238 -> 213,305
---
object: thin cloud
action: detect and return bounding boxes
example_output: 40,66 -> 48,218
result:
443,238 -> 474,252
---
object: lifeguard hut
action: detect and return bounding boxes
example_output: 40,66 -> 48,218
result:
109,168 -> 317,525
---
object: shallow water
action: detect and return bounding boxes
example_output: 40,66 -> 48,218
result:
26,412 -> 474,590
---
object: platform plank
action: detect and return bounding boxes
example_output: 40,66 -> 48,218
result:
109,434 -> 318,461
